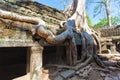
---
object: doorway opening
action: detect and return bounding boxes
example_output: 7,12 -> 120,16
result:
0,47 -> 28,80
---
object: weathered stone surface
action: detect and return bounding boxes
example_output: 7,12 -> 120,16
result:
100,72 -> 106,77
0,39 -> 34,47
105,75 -> 119,80
30,43 -> 43,80
112,76 -> 119,80
0,0 -> 65,25
118,73 -> 120,79
54,75 -> 64,80
6,0 -> 34,3
105,76 -> 113,80
99,27 -> 120,37
68,75 -> 86,80
60,70 -> 75,79
101,49 -> 111,54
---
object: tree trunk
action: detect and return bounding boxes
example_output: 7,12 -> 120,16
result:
104,0 -> 112,27
62,0 -> 105,68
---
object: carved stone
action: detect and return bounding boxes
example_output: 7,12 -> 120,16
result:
30,42 -> 43,80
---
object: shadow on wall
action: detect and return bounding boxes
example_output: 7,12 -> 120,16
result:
116,42 -> 120,53
43,46 -> 66,66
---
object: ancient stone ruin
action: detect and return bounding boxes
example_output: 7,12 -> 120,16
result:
0,0 -> 65,80
0,0 -> 120,80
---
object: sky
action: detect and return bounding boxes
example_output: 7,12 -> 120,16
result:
35,0 -> 70,10
34,0 -> 99,25
35,0 -> 120,25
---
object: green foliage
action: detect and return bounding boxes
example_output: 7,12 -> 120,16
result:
111,17 -> 120,25
94,16 -> 120,28
94,18 -> 107,28
86,14 -> 92,27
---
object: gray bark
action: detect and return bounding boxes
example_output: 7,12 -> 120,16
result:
103,0 -> 112,27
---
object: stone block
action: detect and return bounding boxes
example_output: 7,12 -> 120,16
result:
118,73 -> 120,79
112,76 -> 119,80
60,70 -> 75,79
54,75 -> 64,80
100,72 -> 106,77
105,76 -> 113,80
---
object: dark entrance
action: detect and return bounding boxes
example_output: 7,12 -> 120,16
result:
43,46 -> 66,66
0,47 -> 28,80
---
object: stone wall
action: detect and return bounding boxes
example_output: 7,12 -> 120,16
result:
0,0 -> 65,25
5,0 -> 34,3
0,0 -> 67,41
100,28 -> 120,37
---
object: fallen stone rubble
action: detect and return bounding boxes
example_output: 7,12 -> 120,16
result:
42,63 -> 120,80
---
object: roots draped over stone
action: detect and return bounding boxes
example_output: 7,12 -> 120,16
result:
0,0 -> 106,68
62,0 -> 105,68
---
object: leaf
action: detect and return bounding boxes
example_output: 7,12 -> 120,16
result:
94,16 -> 120,28
86,14 -> 92,26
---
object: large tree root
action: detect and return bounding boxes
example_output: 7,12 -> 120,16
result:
60,17 -> 106,69
104,61 -> 120,67
66,38 -> 77,65
62,0 -> 107,69
0,9 -> 75,44
0,9 -> 78,66
98,54 -> 120,61
0,0 -> 114,70
75,30 -> 105,69
74,55 -> 93,70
